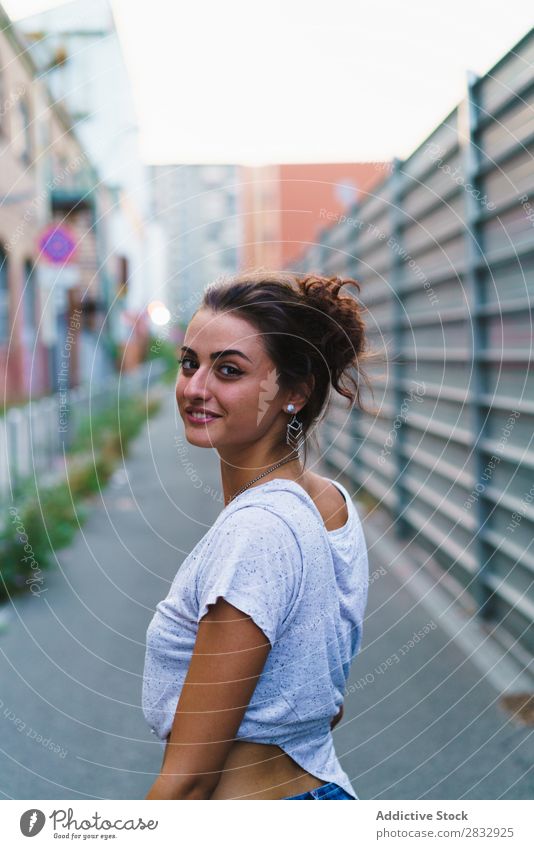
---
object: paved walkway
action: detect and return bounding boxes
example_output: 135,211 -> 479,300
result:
1,394 -> 532,799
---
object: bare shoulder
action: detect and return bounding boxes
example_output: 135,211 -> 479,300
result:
303,473 -> 349,532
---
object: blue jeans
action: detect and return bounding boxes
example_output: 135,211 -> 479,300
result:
283,781 -> 356,800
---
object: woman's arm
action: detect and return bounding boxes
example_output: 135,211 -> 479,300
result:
145,597 -> 272,800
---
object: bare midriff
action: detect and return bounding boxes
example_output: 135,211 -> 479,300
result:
208,741 -> 326,800
208,476 -> 345,799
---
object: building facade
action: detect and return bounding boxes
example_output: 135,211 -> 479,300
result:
151,164 -> 241,326
18,0 -> 166,371
239,162 -> 392,271
0,3 -> 102,402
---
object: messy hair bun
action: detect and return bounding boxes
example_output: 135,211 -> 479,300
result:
294,273 -> 370,406
200,268 -> 376,465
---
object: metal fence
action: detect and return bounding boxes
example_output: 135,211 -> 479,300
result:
294,29 -> 534,660
0,358 -> 167,507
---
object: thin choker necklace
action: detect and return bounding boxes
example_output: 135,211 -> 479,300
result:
229,454 -> 299,502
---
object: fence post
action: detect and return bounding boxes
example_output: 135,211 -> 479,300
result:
347,204 -> 364,482
460,69 -> 495,620
390,157 -> 410,539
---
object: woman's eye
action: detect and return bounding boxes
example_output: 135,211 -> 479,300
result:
177,358 -> 242,377
219,364 -> 242,377
177,357 -> 195,369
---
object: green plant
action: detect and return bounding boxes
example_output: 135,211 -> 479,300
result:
69,395 -> 160,455
0,480 -> 83,598
0,392 -> 162,602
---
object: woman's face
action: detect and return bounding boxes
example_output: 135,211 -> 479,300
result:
176,308 -> 289,454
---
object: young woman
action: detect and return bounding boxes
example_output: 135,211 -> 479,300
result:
142,270 -> 372,800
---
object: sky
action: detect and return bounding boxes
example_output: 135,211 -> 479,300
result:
4,0 -> 534,165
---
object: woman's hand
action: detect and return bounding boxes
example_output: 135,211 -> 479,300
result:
145,597 -> 271,800
330,703 -> 344,730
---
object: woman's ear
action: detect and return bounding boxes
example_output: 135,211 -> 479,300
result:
289,376 -> 314,412
284,374 -> 315,411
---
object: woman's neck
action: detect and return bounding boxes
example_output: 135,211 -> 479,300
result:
220,451 -> 304,506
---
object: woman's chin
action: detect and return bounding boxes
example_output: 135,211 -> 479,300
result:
183,425 -> 219,447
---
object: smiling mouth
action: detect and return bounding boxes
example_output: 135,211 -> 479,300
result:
185,410 -> 222,423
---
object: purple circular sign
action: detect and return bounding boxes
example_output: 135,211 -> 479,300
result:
39,226 -> 77,264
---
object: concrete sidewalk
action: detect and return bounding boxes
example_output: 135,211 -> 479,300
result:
331,471 -> 534,800
1,394 -> 532,799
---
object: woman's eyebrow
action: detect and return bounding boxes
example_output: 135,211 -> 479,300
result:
180,345 -> 253,363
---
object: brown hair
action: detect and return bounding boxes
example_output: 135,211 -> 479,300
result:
199,269 -> 377,465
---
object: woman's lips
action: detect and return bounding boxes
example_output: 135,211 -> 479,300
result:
185,410 -> 222,424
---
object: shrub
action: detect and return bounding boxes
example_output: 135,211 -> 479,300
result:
0,392 -> 161,602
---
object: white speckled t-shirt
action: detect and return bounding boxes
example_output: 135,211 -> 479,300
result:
142,476 -> 369,799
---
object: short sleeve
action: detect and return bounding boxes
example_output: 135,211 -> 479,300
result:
195,506 -> 302,647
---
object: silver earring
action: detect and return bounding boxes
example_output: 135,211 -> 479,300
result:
286,406 -> 304,451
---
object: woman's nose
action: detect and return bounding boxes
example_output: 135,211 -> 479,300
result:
182,365 -> 211,399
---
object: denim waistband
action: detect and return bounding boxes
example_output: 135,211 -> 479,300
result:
283,781 -> 356,800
